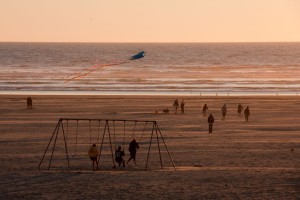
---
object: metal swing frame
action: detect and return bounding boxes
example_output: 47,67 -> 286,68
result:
38,118 -> 176,171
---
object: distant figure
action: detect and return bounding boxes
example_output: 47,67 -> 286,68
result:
27,97 -> 33,109
88,144 -> 99,170
237,103 -> 243,116
180,100 -> 185,114
163,107 -> 169,114
173,99 -> 179,114
115,146 -> 125,168
222,104 -> 227,120
244,106 -> 250,122
127,138 -> 139,165
202,104 -> 209,116
208,114 -> 215,133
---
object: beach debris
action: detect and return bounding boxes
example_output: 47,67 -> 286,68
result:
64,51 -> 145,83
163,107 -> 169,114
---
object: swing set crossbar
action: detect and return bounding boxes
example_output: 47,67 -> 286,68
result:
59,118 -> 156,123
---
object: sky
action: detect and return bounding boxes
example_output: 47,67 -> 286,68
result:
0,0 -> 300,43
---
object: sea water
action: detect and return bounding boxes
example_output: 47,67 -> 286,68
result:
0,42 -> 300,96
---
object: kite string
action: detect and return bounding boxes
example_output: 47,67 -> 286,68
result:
64,60 -> 129,83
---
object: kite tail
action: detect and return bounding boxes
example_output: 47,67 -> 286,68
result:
64,60 -> 129,83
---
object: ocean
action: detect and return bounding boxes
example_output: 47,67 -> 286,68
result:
0,42 -> 300,96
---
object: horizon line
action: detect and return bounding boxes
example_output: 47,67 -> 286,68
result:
1,41 -> 300,44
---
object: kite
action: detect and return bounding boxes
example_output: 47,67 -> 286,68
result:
130,51 -> 145,60
64,51 -> 145,83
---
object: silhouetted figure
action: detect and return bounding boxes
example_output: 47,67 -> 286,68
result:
88,144 -> 99,170
222,104 -> 227,120
115,146 -> 125,168
27,97 -> 33,109
244,106 -> 250,122
202,104 -> 208,116
173,99 -> 179,114
237,103 -> 243,116
180,100 -> 185,114
208,114 -> 215,133
127,138 -> 139,165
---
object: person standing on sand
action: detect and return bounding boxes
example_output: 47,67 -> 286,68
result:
237,103 -> 243,116
180,100 -> 185,114
88,144 -> 99,170
173,99 -> 179,114
202,104 -> 208,116
127,138 -> 139,165
27,97 -> 33,109
208,114 -> 215,133
222,104 -> 227,120
244,106 -> 250,122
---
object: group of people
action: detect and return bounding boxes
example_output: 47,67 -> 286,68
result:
206,103 -> 251,133
88,138 -> 139,170
173,99 -> 185,114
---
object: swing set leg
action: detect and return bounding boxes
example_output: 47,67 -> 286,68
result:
38,120 -> 60,169
145,123 -> 155,171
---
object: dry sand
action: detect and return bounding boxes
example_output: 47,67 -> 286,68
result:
0,95 -> 299,199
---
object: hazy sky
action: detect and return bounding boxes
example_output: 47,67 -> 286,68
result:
0,0 -> 299,42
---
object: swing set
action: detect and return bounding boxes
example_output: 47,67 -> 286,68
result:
38,118 -> 176,171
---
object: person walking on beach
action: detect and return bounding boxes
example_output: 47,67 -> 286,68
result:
27,97 -> 33,109
173,99 -> 179,114
237,103 -> 243,116
208,114 -> 215,133
115,146 -> 125,168
244,106 -> 250,122
127,138 -> 139,165
222,104 -> 227,120
180,100 -> 185,114
202,104 -> 209,116
88,144 -> 99,170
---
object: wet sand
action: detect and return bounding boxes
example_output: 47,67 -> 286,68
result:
0,95 -> 299,199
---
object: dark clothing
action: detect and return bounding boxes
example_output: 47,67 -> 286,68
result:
208,115 -> 215,133
244,107 -> 250,121
129,141 -> 139,155
90,157 -> 97,161
203,104 -> 208,116
27,97 -> 33,109
180,101 -> 185,114
127,140 -> 139,165
208,115 -> 214,124
238,104 -> 243,114
173,99 -> 179,114
115,149 -> 125,167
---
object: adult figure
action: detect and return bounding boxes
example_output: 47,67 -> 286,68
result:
180,100 -> 185,114
237,103 -> 243,116
173,99 -> 179,114
115,146 -> 125,168
202,104 -> 208,116
222,104 -> 227,120
88,144 -> 99,170
244,106 -> 250,122
27,97 -> 33,109
208,114 -> 215,133
127,138 -> 139,165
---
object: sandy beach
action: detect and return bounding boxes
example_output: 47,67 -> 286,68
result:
0,94 -> 299,199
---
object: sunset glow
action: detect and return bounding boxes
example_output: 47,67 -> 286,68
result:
1,0 -> 300,42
